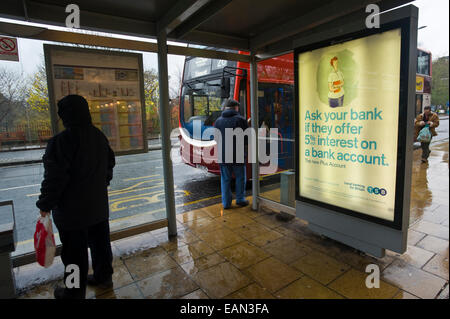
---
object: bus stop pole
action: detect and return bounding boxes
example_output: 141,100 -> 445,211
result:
250,54 -> 260,211
157,31 -> 177,237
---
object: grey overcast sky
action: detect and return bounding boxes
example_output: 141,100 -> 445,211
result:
0,0 -> 449,80
413,0 -> 449,56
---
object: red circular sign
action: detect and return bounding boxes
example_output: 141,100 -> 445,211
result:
0,38 -> 16,52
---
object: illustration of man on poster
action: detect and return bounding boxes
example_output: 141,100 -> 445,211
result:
327,56 -> 345,107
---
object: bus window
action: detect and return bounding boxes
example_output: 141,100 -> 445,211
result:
183,95 -> 193,123
184,57 -> 211,80
258,81 -> 295,205
181,78 -> 225,124
193,95 -> 208,116
258,82 -> 294,166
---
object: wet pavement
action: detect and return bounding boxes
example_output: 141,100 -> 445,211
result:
0,141 -> 277,257
15,140 -> 449,299
0,147 -> 222,256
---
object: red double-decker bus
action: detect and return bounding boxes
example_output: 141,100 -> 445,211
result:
178,49 -> 294,178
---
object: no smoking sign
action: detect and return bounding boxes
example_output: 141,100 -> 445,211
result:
0,37 -> 19,62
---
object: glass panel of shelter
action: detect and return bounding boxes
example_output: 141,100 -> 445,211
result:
0,37 -> 171,258
258,82 -> 295,207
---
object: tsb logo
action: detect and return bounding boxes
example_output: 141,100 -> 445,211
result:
367,186 -> 387,196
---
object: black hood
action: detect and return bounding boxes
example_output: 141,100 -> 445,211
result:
222,109 -> 239,118
57,95 -> 92,128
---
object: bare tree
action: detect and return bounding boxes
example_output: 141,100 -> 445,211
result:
169,64 -> 183,99
0,67 -> 28,124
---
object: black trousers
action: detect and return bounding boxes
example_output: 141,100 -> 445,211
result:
57,220 -> 113,298
420,141 -> 431,160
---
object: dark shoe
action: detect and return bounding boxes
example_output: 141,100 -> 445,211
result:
54,287 -> 65,299
223,206 -> 232,210
236,200 -> 249,207
54,286 -> 86,299
87,274 -> 113,289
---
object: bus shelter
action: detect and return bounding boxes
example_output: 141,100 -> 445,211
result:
0,0 -> 417,282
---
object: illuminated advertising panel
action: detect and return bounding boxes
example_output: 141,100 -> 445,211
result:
295,23 -> 409,229
44,45 -> 147,155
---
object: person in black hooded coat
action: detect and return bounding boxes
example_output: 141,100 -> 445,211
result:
36,94 -> 115,299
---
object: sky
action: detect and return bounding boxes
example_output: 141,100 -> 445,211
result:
0,28 -> 186,93
412,0 -> 449,56
0,0 -> 449,83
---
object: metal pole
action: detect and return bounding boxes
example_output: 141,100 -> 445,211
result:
0,253 -> 16,298
0,200 -> 16,299
157,31 -> 177,237
250,54 -> 259,211
401,6 -> 419,233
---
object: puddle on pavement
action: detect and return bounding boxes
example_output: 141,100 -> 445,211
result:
409,141 -> 449,224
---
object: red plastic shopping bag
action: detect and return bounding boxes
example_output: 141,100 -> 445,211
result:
34,214 -> 56,268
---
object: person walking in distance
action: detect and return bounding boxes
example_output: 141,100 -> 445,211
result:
414,105 -> 440,163
36,95 -> 116,299
214,99 -> 249,209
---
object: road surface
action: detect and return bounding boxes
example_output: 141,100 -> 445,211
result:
0,147 -> 279,255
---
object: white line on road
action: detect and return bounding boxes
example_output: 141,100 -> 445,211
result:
0,184 -> 40,192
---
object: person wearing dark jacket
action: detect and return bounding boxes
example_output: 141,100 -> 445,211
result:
214,99 -> 249,209
36,95 -> 115,299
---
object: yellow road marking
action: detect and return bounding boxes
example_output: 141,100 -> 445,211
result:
16,238 -> 34,245
109,184 -> 189,203
109,193 -> 221,223
110,197 -> 156,212
181,194 -> 222,206
17,232 -> 60,246
108,184 -> 164,197
123,174 -> 160,182
16,192 -> 222,247
110,189 -> 189,212
108,180 -> 162,195
109,188 -> 168,203
27,180 -> 164,197
259,169 -> 289,180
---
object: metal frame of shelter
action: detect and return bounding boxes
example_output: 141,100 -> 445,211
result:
0,0 -> 416,268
